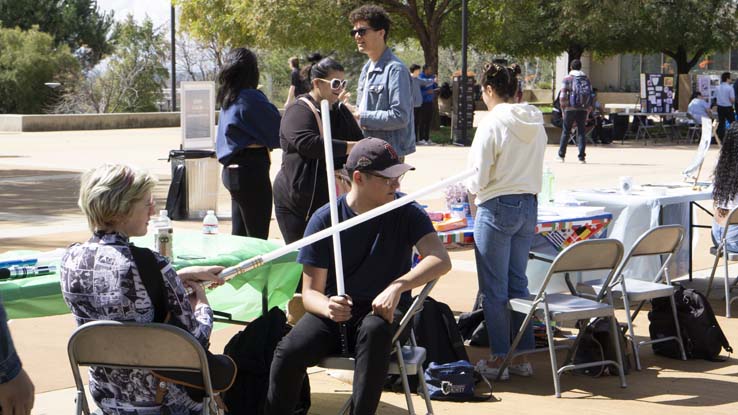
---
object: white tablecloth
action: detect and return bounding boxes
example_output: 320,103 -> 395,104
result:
566,183 -> 712,280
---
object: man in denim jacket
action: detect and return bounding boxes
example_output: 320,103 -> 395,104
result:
0,298 -> 35,414
350,5 -> 415,160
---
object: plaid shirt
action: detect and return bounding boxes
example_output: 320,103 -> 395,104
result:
60,232 -> 213,415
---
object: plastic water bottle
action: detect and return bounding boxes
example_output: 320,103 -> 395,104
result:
541,166 -> 555,204
202,210 -> 219,235
152,209 -> 173,260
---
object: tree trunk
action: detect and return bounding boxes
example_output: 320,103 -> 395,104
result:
421,31 -> 441,131
663,45 -> 704,108
567,44 -> 585,65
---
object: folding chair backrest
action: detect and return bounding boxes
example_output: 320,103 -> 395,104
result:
725,206 -> 738,229
629,225 -> 684,257
392,278 -> 438,344
68,321 -> 207,371
549,239 -> 624,275
537,239 -> 624,299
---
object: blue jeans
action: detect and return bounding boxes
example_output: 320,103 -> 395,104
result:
559,110 -> 587,161
712,221 -> 738,252
474,194 -> 537,357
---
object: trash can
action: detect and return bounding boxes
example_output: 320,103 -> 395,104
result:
166,150 -> 219,220
611,114 -> 629,142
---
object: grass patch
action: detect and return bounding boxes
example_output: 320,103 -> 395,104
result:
429,126 -> 477,145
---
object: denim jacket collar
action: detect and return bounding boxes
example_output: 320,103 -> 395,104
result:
368,47 -> 394,74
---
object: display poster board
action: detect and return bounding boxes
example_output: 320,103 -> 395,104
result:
451,72 -> 476,143
640,73 -> 674,113
696,74 -> 720,103
682,118 -> 713,183
181,81 -> 215,150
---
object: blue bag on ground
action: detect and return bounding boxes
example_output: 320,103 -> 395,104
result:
424,360 -> 493,402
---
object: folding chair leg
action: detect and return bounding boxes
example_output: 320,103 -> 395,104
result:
543,303 -> 562,397
706,245 -> 722,298
337,397 -> 351,415
608,316 -> 627,389
724,245 -> 732,318
395,340 -> 417,415
668,293 -> 688,360
622,294 -> 642,371
416,362 -> 434,414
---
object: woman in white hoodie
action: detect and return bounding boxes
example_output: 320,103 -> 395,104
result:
466,63 -> 547,380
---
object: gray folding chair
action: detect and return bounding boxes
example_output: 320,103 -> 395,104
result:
68,320 -> 219,415
317,280 -> 437,415
496,239 -> 627,398
707,206 -> 738,317
578,225 -> 687,370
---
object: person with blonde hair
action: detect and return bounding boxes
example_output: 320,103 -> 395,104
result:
60,163 -> 224,414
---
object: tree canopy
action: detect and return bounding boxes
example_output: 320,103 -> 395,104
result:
0,26 -> 79,113
0,0 -> 115,68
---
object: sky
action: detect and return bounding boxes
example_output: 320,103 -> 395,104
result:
96,0 -> 172,28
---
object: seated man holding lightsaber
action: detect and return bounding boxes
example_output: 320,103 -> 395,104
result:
265,137 -> 452,415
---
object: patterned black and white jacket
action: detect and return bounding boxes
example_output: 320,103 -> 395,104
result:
60,232 -> 213,415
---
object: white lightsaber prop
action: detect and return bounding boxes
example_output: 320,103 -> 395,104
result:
320,99 -> 347,298
321,99 -> 350,355
188,167 -> 476,293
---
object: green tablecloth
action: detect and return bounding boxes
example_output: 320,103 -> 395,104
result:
0,232 -> 303,321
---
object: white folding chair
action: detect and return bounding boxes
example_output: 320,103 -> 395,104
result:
496,239 -> 627,398
578,225 -> 687,370
706,206 -> 738,317
317,280 -> 437,415
68,321 -> 219,415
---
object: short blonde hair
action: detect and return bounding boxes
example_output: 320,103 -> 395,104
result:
78,164 -> 157,231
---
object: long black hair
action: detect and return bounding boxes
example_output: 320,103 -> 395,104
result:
216,48 -> 259,109
713,123 -> 738,208
480,62 -> 517,101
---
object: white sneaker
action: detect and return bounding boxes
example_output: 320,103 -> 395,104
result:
508,362 -> 534,377
556,155 -> 565,163
475,358 -> 510,381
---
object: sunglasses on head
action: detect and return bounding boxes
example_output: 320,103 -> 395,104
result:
350,27 -> 374,37
317,78 -> 348,90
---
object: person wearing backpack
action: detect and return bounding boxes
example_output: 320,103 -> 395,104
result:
557,59 -> 593,164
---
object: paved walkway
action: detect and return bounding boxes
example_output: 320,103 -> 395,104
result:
2,128 -> 737,413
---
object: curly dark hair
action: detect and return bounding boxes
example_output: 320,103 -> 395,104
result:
480,62 -> 517,101
216,48 -> 260,109
713,123 -> 738,209
349,4 -> 391,41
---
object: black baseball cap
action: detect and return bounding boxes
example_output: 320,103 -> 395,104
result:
345,137 -> 415,177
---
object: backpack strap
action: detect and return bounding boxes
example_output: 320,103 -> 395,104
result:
130,245 -> 168,323
701,293 -> 734,355
299,97 -> 323,137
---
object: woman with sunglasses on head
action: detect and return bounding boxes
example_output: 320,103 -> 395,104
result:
466,63 -> 547,381
216,48 -> 281,238
274,57 -> 363,244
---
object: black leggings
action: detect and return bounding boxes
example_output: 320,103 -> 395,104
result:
266,306 -> 405,415
222,148 -> 272,238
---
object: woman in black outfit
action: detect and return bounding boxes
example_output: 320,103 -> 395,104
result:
273,57 -> 363,243
215,48 -> 281,238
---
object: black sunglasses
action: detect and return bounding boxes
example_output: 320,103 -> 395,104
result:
350,27 -> 374,37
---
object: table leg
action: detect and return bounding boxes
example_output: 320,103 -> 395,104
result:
689,201 -> 693,281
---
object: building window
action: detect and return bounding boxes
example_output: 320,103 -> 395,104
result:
708,51 -> 730,71
619,54 -> 640,92
642,54 -> 661,74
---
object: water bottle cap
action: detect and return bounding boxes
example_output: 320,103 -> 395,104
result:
159,209 -> 168,217
207,210 -> 215,215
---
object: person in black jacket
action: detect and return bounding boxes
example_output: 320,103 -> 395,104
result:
216,48 -> 281,238
273,57 -> 363,243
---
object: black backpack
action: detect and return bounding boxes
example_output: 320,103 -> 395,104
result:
223,307 -> 310,415
165,162 -> 188,220
572,317 -> 631,377
385,297 -> 469,392
649,284 -> 733,361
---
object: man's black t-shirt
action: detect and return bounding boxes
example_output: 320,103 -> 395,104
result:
297,194 -> 436,310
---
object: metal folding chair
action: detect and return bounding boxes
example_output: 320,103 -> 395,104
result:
578,225 -> 687,370
68,321 -> 220,415
317,280 -> 437,415
707,206 -> 738,317
496,239 -> 627,398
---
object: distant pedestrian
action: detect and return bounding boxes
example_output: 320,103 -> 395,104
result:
511,63 -> 523,103
557,59 -> 593,164
216,48 -> 281,238
417,64 -> 439,145
410,64 -> 423,142
284,56 -> 309,108
716,71 -> 735,140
